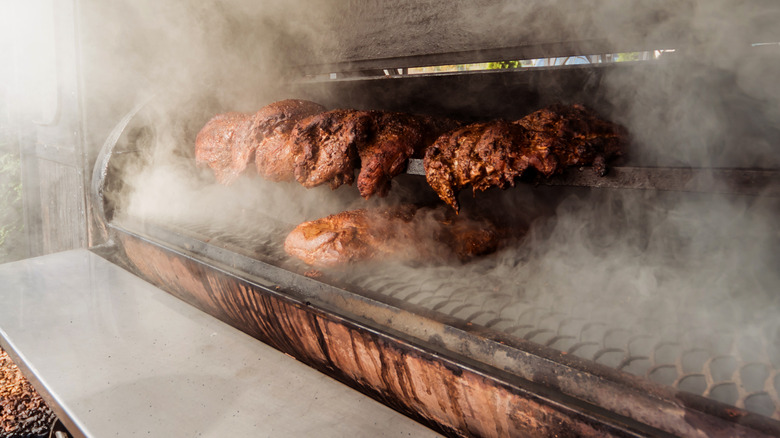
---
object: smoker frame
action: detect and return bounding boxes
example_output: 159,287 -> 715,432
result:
12,1 -> 780,436
100,215 -> 780,437
88,63 -> 780,435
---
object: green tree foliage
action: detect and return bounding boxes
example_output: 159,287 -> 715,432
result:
487,60 -> 522,69
486,59 -> 536,70
615,52 -> 642,62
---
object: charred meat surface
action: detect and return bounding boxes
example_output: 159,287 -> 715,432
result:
425,105 -> 627,210
424,120 -> 542,212
196,102 -> 625,206
284,208 -> 384,267
515,104 -> 627,176
292,109 -> 371,189
357,112 -> 461,199
195,100 -> 325,184
194,112 -> 252,185
252,99 -> 326,181
284,205 -> 501,268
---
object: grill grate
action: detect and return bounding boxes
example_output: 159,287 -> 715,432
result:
148,219 -> 780,421
342,266 -> 780,420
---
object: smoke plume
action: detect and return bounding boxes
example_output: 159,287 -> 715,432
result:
94,0 -> 780,417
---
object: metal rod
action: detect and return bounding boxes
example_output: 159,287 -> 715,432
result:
405,159 -> 780,197
543,166 -> 780,197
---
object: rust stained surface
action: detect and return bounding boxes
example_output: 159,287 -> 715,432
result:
119,234 -> 635,437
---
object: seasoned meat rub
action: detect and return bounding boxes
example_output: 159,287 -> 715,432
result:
425,104 -> 627,211
292,109 -> 371,189
284,205 -> 500,268
290,109 -> 459,196
194,112 -> 252,185
356,112 -> 461,198
515,104 -> 627,176
424,120 -> 550,212
195,99 -> 325,184
252,99 -> 326,181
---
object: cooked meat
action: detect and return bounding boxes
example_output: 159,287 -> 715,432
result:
423,120 -> 548,212
197,102 -> 625,209
292,109 -> 371,189
515,104 -> 627,176
252,99 -> 326,181
425,105 -> 628,211
284,208 -> 386,267
194,100 -> 325,184
442,215 -> 503,260
289,109 -> 460,196
356,112 -> 461,199
194,112 -> 252,185
356,112 -> 423,199
284,205 -> 501,268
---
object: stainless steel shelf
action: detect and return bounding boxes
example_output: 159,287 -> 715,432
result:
0,250 -> 440,438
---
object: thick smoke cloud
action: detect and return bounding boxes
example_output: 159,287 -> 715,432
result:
105,0 -> 780,414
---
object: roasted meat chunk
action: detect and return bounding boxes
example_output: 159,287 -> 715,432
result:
194,112 -> 252,185
194,100 -> 325,184
292,109 -> 371,189
252,99 -> 326,181
515,104 -> 627,176
290,109 -> 459,196
423,121 -> 547,212
356,112 -> 461,199
425,105 -> 628,210
284,208 -> 388,267
284,205 -> 501,268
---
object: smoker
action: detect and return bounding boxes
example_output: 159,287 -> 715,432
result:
4,1 -> 780,437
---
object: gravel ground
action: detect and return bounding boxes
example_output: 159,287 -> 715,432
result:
0,348 -> 56,437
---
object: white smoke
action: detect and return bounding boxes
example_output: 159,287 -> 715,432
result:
101,0 -> 780,417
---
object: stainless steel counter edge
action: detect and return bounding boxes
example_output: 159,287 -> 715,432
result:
0,249 -> 441,437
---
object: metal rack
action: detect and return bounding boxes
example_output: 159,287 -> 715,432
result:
406,159 -> 780,197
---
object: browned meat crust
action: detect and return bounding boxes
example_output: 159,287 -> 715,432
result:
290,110 -> 460,196
252,99 -> 326,181
424,105 -> 627,211
423,120 -> 547,212
515,103 -> 627,176
194,100 -> 326,184
194,112 -> 252,185
284,208 -> 381,267
284,205 -> 501,268
356,112 -> 461,198
196,102 -> 625,208
356,112 -> 423,199
292,109 -> 371,189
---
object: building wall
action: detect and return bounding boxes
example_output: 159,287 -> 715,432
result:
3,0 -> 87,258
